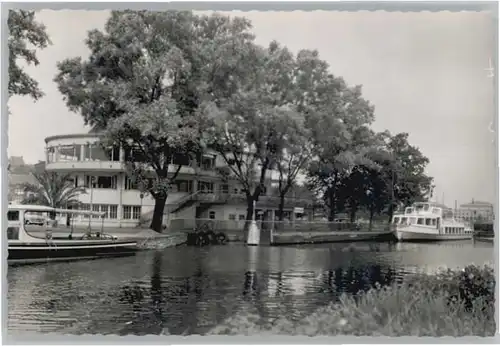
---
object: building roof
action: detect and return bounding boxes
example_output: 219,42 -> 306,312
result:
9,173 -> 37,186
9,156 -> 25,167
460,200 -> 493,208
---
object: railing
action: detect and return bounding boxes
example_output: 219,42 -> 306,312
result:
196,192 -> 315,208
167,218 -> 393,233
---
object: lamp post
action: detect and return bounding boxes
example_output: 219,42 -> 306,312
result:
139,192 -> 144,223
88,176 -> 94,229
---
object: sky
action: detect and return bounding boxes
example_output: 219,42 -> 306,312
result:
7,10 -> 496,206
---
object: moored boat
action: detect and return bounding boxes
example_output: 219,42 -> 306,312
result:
392,202 -> 473,242
7,204 -> 139,265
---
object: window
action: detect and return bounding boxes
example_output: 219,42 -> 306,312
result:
234,188 -> 239,194
221,184 -> 229,194
123,206 -> 132,219
80,204 -> 91,219
409,217 -> 417,225
209,211 -> 216,220
172,153 -> 191,166
425,218 -> 432,226
123,205 -> 141,220
201,155 -> 216,170
109,205 -> 118,219
7,211 -> 19,221
417,218 -> 424,225
176,180 -> 193,193
393,217 -> 400,224
125,176 -> 138,190
229,214 -> 236,221
198,181 -> 214,193
401,217 -> 407,224
92,204 -> 101,219
445,227 -> 449,234
431,219 -> 437,226
85,175 -> 117,189
132,206 -> 141,220
239,215 -> 246,221
7,227 -> 19,240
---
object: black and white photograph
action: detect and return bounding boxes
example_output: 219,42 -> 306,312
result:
3,2 -> 497,339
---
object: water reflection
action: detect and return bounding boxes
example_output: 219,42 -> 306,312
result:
7,241 -> 494,335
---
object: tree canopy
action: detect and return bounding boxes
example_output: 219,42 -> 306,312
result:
8,10 -> 51,100
54,10 -> 434,229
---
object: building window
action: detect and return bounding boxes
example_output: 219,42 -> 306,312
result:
109,205 -> 118,219
209,211 -> 216,220
201,155 -> 216,170
176,180 -> 193,193
125,176 -> 138,190
221,184 -> 229,194
123,206 -> 132,220
229,214 -> 236,220
85,175 -> 117,189
198,181 -> 214,193
123,205 -> 141,220
132,206 -> 141,220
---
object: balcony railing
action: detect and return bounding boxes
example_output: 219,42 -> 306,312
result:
196,192 -> 315,208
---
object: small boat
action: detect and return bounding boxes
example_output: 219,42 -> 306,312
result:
392,202 -> 473,242
7,204 -> 139,265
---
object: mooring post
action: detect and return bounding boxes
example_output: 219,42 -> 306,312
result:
246,200 -> 260,246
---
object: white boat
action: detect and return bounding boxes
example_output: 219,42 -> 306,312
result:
392,202 -> 473,242
7,204 -> 139,265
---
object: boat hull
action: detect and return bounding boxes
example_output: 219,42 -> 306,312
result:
271,230 -> 394,245
395,230 -> 472,242
8,240 -> 138,265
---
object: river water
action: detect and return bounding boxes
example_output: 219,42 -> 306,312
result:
7,240 -> 494,336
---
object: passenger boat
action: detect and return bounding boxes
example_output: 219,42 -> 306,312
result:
392,202 -> 473,242
7,204 -> 139,265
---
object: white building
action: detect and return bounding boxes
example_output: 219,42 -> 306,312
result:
456,200 -> 494,223
44,132 -> 315,229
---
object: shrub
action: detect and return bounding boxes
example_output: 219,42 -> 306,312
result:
209,265 -> 496,336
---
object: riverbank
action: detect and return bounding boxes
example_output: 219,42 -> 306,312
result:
209,264 -> 495,337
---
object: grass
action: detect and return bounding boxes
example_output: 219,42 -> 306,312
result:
209,265 -> 496,337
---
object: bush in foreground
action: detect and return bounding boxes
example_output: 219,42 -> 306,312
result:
209,265 -> 495,337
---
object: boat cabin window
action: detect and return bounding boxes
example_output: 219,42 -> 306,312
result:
405,207 -> 414,214
417,218 -> 424,225
393,217 -> 400,224
409,217 -> 417,225
400,217 -> 408,224
425,218 -> 432,226
431,219 -> 437,226
7,227 -> 19,240
7,211 -> 19,221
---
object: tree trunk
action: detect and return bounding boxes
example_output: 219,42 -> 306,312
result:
349,205 -> 357,223
278,194 -> 286,221
150,195 -> 167,233
369,205 -> 375,230
244,194 -> 255,231
327,187 -> 336,221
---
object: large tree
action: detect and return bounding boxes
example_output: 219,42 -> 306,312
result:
275,113 -> 314,220
54,10 -> 257,231
8,10 -> 51,100
307,83 -> 378,221
385,132 -> 434,220
201,41 -> 299,225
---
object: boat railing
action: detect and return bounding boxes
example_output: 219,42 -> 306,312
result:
19,207 -> 117,241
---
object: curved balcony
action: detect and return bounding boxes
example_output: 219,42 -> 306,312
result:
45,160 -> 126,172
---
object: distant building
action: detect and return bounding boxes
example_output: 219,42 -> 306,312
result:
8,156 -> 37,204
456,200 -> 494,223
